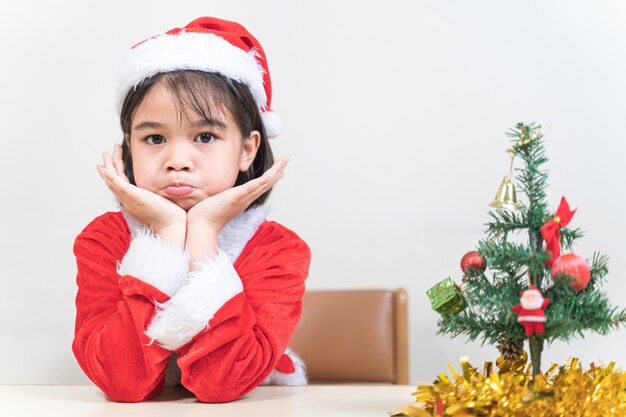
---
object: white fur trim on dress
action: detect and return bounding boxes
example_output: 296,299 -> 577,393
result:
120,208 -> 144,238
117,228 -> 189,298
261,348 -> 308,386
117,31 -> 266,113
219,204 -> 270,263
145,250 -> 243,350
121,204 -> 268,262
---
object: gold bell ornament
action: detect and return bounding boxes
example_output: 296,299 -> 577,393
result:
489,176 -> 521,210
488,136 -> 525,210
488,127 -> 542,210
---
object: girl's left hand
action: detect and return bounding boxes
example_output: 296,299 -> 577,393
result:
185,157 -> 288,262
188,156 -> 289,231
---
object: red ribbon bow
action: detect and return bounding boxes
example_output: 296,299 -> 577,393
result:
540,197 -> 576,266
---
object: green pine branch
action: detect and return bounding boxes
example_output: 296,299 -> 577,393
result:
587,251 -> 609,287
510,123 -> 550,233
560,227 -> 585,251
544,278 -> 626,340
486,209 -> 527,239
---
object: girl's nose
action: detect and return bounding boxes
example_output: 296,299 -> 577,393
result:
165,141 -> 194,171
166,159 -> 192,171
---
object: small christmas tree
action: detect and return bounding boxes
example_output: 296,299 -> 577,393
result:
429,122 -> 626,376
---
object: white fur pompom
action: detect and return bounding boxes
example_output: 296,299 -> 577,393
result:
261,110 -> 283,138
261,348 -> 308,386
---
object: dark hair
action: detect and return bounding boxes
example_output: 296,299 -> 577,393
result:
120,70 -> 274,209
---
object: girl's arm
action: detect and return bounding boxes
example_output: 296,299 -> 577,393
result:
145,222 -> 311,402
72,212 -> 181,402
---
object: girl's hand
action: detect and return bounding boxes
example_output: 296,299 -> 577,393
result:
97,144 -> 187,248
185,156 -> 289,262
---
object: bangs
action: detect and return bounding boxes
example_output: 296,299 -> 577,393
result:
159,71 -> 236,129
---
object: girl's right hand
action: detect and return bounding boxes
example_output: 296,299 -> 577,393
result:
97,144 -> 187,248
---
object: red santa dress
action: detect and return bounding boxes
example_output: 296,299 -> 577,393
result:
72,205 -> 310,402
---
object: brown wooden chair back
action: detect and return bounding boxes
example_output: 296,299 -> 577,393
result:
290,289 -> 408,384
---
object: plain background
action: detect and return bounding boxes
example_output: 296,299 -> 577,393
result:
1,0 -> 625,384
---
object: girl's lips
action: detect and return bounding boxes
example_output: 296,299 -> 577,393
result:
165,185 -> 194,197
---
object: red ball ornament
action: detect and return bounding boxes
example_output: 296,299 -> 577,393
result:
460,251 -> 486,273
550,253 -> 590,292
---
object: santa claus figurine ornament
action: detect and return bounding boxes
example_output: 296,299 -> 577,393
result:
511,285 -> 550,337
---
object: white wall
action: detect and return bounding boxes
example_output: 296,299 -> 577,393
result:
1,0 -> 624,384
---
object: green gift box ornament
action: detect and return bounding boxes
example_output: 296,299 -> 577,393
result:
427,277 -> 467,315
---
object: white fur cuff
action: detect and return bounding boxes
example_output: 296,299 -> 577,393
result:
117,228 -> 189,297
145,251 -> 244,351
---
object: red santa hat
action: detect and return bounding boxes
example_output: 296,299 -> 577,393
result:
117,16 -> 282,138
520,285 -> 542,297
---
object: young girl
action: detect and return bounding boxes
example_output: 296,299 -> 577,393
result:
72,17 -> 311,403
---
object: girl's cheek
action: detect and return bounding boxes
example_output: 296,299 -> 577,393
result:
132,168 -> 153,191
208,171 -> 240,194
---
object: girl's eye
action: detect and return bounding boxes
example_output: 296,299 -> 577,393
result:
145,135 -> 165,145
195,133 -> 216,144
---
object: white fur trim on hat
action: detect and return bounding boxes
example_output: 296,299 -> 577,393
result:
145,250 -> 243,351
117,31 -> 267,113
117,228 -> 189,298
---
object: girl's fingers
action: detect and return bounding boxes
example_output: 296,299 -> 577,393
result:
261,157 -> 288,188
97,166 -> 119,197
100,146 -> 131,187
253,156 -> 288,188
260,157 -> 288,185
270,156 -> 289,179
97,165 -> 119,190
96,165 -> 106,181
112,145 -> 126,179
238,157 -> 288,203
102,153 -> 117,180
97,161 -> 132,198
97,163 -> 113,182
275,155 -> 290,170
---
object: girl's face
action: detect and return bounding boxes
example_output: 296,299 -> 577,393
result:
128,83 -> 260,211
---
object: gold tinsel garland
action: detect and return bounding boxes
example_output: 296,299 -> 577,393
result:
393,357 -> 626,417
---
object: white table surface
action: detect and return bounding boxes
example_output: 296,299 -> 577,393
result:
0,384 -> 416,417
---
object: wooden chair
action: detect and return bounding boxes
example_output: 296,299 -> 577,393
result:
290,289 -> 408,384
